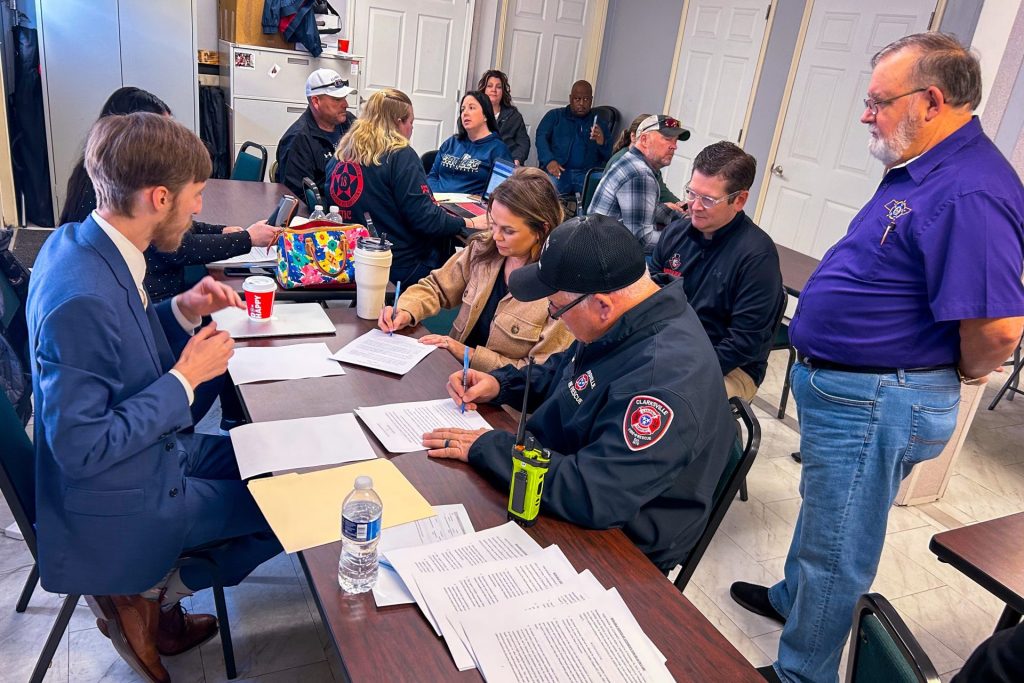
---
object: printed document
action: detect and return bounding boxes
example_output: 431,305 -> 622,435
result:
385,522 -> 542,632
355,398 -> 491,453
417,546 -> 581,670
228,343 -> 344,385
461,595 -> 675,683
229,412 -> 375,479
331,329 -> 436,375
207,246 -> 277,267
374,504 -> 474,607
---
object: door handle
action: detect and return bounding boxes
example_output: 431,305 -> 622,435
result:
771,164 -> 784,177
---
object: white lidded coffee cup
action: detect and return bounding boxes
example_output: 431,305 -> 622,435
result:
353,236 -> 393,319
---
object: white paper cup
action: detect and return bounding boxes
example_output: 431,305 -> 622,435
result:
243,276 -> 277,321
353,242 -> 393,319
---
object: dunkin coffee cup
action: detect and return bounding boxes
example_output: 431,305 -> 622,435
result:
243,276 -> 277,321
353,236 -> 393,319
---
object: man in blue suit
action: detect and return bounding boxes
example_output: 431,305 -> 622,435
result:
27,112 -> 281,683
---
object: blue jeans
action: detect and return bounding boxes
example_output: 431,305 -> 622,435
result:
768,361 -> 960,683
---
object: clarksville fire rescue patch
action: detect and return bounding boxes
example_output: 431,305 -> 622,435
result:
567,370 -> 596,405
623,395 -> 673,451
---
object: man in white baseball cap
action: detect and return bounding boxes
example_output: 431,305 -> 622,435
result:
276,68 -> 358,197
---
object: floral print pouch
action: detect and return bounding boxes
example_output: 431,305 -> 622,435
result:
276,221 -> 370,289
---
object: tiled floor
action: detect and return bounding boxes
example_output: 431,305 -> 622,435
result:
2,348 -> 1022,682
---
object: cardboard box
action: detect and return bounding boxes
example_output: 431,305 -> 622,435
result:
218,0 -> 293,51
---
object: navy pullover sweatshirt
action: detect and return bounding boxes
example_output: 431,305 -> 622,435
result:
427,132 -> 511,195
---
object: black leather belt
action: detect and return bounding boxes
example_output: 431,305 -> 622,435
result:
797,352 -> 953,375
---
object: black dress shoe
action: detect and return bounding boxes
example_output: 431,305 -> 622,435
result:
758,664 -> 783,682
730,581 -> 786,625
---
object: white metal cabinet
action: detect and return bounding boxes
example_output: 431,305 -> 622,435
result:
35,0 -> 199,222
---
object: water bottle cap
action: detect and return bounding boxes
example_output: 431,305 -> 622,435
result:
314,204 -> 323,211
329,206 -> 341,213
354,476 -> 373,490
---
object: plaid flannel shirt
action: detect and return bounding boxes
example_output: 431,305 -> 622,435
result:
587,147 -> 673,251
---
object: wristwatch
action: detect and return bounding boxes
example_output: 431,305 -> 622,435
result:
957,368 -> 986,386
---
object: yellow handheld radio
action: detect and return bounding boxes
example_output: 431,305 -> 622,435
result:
507,358 -> 550,526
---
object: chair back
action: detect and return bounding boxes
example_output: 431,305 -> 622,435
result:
581,167 -> 604,215
0,231 -> 32,422
421,150 -> 438,175
0,393 -> 37,558
771,288 -> 790,351
269,160 -> 279,184
592,105 -> 621,140
673,397 -> 760,591
846,593 -> 940,683
231,141 -> 268,182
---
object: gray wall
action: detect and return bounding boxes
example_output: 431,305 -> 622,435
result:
594,0 -> 685,140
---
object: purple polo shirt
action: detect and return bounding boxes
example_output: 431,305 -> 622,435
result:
789,117 -> 1024,368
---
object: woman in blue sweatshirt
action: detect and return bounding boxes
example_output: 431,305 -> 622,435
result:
427,91 -> 512,195
325,88 -> 486,285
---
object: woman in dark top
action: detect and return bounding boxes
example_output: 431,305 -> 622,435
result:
325,88 -> 486,285
61,87 -> 278,301
478,70 -> 531,165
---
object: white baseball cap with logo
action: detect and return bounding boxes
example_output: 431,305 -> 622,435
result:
305,68 -> 358,99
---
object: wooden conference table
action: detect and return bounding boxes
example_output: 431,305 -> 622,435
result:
930,512 -> 1024,634
235,309 -> 762,682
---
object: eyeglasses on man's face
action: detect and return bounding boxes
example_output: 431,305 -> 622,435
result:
862,87 -> 927,116
683,186 -> 741,208
547,293 -> 589,320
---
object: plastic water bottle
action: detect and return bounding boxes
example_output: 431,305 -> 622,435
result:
327,206 -> 345,224
338,476 -> 382,593
308,204 -> 326,221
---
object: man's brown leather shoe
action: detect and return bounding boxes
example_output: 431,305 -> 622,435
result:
93,595 -> 169,683
156,603 -> 219,656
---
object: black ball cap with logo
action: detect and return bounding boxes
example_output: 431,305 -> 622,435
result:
508,214 -> 647,301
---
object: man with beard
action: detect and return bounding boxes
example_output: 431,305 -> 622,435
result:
728,33 -> 1024,683
27,113 -> 281,683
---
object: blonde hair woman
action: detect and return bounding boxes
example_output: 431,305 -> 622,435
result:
379,167 -> 574,371
325,88 -> 486,284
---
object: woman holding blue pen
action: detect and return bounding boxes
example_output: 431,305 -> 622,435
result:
377,168 -> 574,371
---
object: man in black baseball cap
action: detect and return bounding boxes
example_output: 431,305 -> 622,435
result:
422,214 -> 737,571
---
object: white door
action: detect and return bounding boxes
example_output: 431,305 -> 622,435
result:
662,0 -> 771,195
352,0 -> 474,156
756,0 -> 937,258
499,0 -> 608,166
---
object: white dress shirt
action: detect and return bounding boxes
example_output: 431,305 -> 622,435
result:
92,211 -> 198,405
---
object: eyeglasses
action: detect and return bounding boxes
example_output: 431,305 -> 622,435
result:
638,117 -> 681,136
547,293 -> 589,320
311,78 -> 350,93
862,87 -> 927,116
683,186 -> 742,208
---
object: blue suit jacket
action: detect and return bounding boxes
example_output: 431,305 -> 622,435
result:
27,217 -> 196,595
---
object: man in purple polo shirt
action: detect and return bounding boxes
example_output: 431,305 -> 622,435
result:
730,33 -> 1024,683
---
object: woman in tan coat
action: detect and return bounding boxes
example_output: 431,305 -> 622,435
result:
378,167 -> 574,371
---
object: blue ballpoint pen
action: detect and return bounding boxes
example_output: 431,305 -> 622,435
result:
390,281 -> 401,336
461,347 -> 470,414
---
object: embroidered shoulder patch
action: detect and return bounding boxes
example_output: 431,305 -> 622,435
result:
623,395 -> 674,451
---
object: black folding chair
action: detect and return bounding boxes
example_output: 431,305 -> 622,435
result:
846,593 -> 940,683
0,394 -> 240,680
672,397 -> 761,592
987,332 -> 1023,410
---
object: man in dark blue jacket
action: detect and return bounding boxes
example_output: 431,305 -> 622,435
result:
424,215 -> 735,570
536,81 -> 612,195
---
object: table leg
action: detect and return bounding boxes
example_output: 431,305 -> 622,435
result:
994,604 -> 1022,634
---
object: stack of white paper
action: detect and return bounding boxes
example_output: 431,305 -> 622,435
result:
207,246 -> 278,267
331,329 -> 436,375
385,522 -> 672,681
355,398 -> 492,453
228,343 -> 345,385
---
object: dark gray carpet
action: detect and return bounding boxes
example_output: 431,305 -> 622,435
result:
11,228 -> 54,268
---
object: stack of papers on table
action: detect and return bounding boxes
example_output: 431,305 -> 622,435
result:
331,329 -> 435,375
208,246 -> 278,267
385,522 -> 672,681
228,343 -> 344,385
355,398 -> 491,453
211,303 -> 335,339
